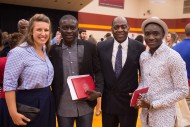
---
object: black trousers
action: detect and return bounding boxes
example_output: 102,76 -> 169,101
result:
57,112 -> 94,127
102,112 -> 138,127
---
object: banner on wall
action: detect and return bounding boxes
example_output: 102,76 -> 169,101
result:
99,0 -> 124,9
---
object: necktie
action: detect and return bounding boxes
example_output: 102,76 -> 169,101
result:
115,44 -> 122,78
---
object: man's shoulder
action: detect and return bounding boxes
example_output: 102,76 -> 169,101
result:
140,50 -> 149,58
49,44 -> 61,56
97,39 -> 113,48
49,45 -> 57,53
129,38 -> 146,52
174,40 -> 187,47
78,39 -> 91,45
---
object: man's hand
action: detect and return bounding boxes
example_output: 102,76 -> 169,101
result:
134,98 -> 150,109
86,90 -> 101,101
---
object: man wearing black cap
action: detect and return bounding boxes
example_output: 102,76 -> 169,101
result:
135,17 -> 189,127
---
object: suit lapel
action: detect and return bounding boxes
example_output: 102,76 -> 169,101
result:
77,39 -> 84,73
106,40 -> 116,77
57,42 -> 64,80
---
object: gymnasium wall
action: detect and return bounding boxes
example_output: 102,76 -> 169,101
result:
78,0 -> 190,41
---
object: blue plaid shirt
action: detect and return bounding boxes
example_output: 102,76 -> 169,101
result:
3,42 -> 54,91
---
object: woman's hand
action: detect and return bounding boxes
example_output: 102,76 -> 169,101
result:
10,112 -> 30,126
5,91 -> 30,126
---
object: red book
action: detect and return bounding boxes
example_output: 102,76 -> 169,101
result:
130,87 -> 149,107
67,75 -> 95,100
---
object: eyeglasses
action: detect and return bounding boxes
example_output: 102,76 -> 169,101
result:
113,25 -> 128,31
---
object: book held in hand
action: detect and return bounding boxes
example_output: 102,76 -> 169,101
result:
130,87 -> 149,107
67,75 -> 95,100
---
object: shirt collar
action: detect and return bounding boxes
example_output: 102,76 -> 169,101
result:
114,37 -> 128,48
62,40 -> 77,49
20,42 -> 47,58
148,42 -> 167,56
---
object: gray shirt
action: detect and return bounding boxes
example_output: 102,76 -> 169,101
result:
57,41 -> 93,117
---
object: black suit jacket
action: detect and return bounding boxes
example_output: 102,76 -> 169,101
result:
49,39 -> 104,109
97,37 -> 145,115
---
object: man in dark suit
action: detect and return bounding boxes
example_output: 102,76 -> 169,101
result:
97,16 -> 145,127
49,15 -> 104,127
